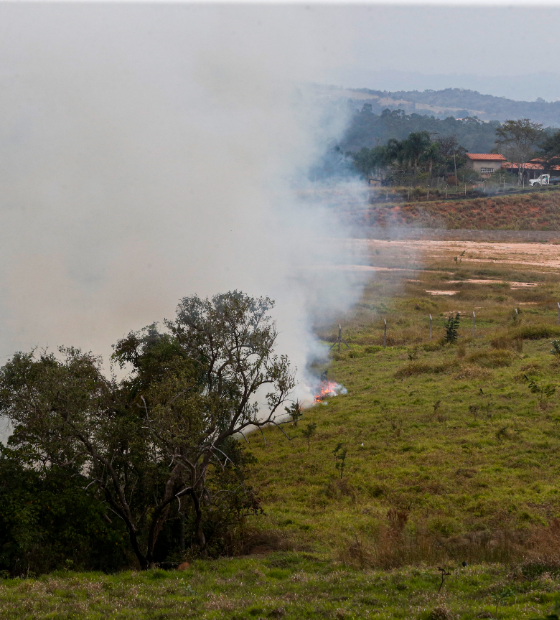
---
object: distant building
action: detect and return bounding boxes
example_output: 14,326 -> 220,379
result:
465,153 -> 507,177
502,159 -> 560,181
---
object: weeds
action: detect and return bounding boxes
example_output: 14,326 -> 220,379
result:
333,444 -> 347,479
301,423 -> 317,451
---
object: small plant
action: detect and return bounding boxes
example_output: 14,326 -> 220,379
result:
496,426 -> 510,442
408,345 -> 419,361
453,250 -> 466,264
285,400 -> 303,427
301,422 -> 317,451
525,375 -> 556,403
444,313 -> 460,344
333,443 -> 347,479
551,340 -> 560,357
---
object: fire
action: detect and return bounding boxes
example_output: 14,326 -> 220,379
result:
314,380 -> 345,403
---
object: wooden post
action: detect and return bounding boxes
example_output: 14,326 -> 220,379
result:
338,324 -> 342,353
472,311 -> 476,338
383,319 -> 387,348
429,314 -> 432,341
557,302 -> 560,325
464,183 -> 467,196
330,324 -> 349,354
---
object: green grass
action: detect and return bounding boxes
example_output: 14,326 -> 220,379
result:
2,557 -> 560,619
7,245 -> 560,618
243,254 -> 560,572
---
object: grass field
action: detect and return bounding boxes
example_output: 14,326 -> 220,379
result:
4,237 -> 560,618
1,558 -> 560,619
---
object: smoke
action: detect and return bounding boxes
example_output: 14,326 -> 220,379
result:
0,5 -> 368,405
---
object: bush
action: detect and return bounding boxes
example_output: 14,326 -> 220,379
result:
466,349 -> 515,368
0,451 -> 128,576
511,325 -> 560,341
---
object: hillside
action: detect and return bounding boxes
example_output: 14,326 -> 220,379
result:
319,85 -> 560,126
362,190 -> 560,231
5,241 -> 560,619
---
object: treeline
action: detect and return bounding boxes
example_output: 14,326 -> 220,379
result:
350,119 -> 560,188
0,292 -> 292,574
351,131 -> 474,187
340,107 -> 501,153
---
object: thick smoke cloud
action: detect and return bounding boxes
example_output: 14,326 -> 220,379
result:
0,5 -> 366,404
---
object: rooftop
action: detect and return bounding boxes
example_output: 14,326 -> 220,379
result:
466,153 -> 507,161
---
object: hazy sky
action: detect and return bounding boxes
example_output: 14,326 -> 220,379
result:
27,3 -> 557,101
2,4 -> 560,100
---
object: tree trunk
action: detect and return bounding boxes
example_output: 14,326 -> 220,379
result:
127,526 -> 148,570
189,488 -> 206,552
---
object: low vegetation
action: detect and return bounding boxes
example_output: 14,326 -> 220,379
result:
5,244 -> 560,617
363,189 -> 560,230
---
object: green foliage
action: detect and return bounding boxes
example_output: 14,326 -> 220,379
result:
0,291 -> 293,571
539,129 -> 560,172
525,375 -> 556,401
495,118 -> 545,170
342,106 -> 501,154
0,449 -> 127,575
333,443 -> 347,479
444,313 -> 460,344
301,423 -> 317,451
551,340 -> 560,356
285,400 -> 303,427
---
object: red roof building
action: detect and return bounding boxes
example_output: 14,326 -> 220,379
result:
465,153 -> 507,177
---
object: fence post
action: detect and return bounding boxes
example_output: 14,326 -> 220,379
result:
383,319 -> 387,348
557,302 -> 560,325
472,311 -> 476,338
429,314 -> 433,341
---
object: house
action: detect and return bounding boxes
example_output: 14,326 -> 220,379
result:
502,159 -> 560,181
465,153 -> 507,177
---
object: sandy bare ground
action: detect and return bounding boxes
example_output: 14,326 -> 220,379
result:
359,238 -> 560,271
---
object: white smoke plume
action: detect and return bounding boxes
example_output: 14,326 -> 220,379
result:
0,5 -> 368,406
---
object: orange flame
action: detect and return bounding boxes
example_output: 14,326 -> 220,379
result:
314,380 -> 338,403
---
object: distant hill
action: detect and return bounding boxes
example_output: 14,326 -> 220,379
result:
318,85 -> 560,126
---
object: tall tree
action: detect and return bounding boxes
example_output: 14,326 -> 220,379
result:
0,291 -> 294,569
401,131 -> 432,180
494,119 -> 544,183
539,129 -> 560,173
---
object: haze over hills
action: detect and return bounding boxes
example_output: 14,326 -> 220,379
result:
318,85 -> 560,127
329,68 -> 560,105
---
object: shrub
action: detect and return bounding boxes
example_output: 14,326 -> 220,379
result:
466,349 -> 515,368
444,313 -> 461,344
511,325 -> 560,340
